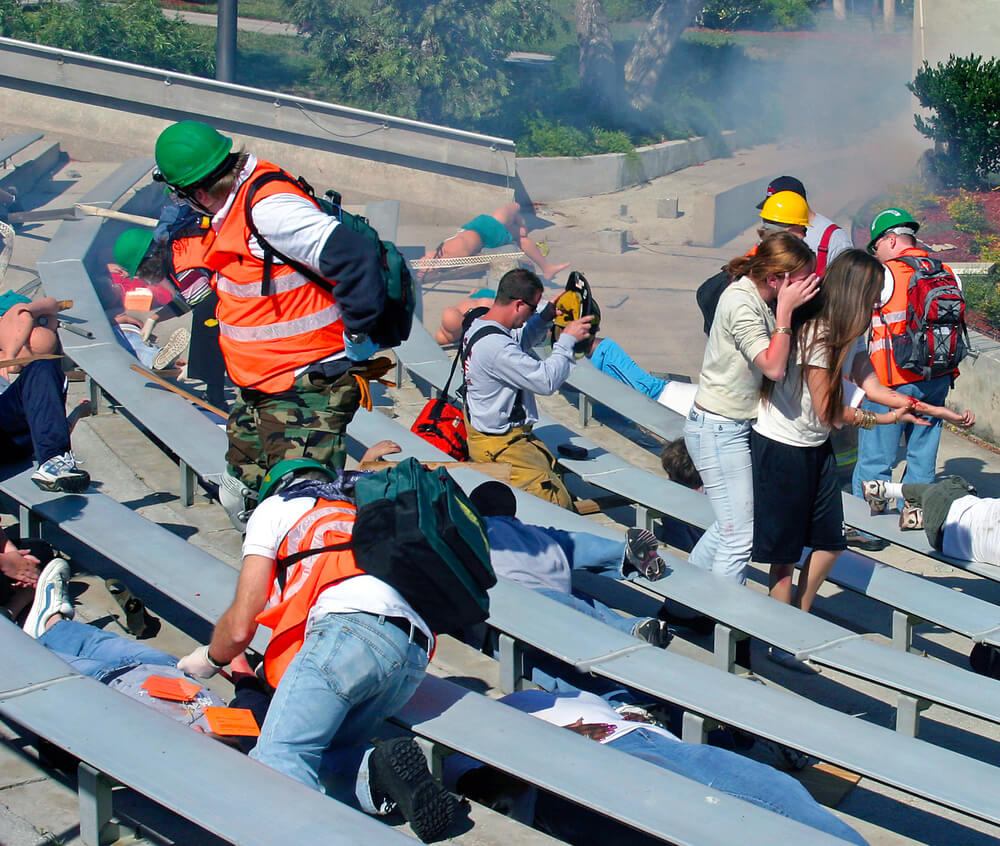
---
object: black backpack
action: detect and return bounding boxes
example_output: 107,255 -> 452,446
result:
243,171 -> 414,349
696,268 -> 732,336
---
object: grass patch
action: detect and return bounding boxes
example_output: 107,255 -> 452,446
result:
162,0 -> 290,21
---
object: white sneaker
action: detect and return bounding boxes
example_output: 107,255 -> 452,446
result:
152,327 -> 190,371
31,451 -> 90,493
22,558 -> 74,638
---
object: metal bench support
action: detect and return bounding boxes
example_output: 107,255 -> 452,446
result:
78,763 -> 120,846
680,710 -> 721,745
18,503 -> 41,539
713,624 -> 749,674
892,609 -> 922,653
179,460 -> 195,507
896,694 -> 932,737
498,633 -> 525,694
578,393 -> 591,427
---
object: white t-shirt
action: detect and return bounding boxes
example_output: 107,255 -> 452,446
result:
942,495 -> 1000,565
244,494 -> 433,644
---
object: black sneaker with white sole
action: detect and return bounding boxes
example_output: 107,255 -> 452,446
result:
368,737 -> 456,842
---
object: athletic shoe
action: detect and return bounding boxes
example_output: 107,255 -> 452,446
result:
22,558 -> 74,638
899,504 -> 924,531
152,327 -> 190,371
631,617 -> 674,648
767,646 -> 819,675
861,479 -> 890,515
843,525 -> 888,552
623,528 -> 666,581
31,452 -> 90,493
367,737 -> 456,842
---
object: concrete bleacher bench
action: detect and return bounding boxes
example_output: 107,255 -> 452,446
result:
0,471 -> 849,845
0,132 -> 43,167
340,410 -> 1000,826
35,160 -> 229,503
0,618 -> 411,846
394,322 -> 1000,736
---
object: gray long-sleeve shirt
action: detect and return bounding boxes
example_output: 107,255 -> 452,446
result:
462,312 -> 577,434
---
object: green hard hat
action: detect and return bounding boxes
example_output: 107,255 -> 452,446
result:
154,121 -> 233,188
868,207 -> 919,252
258,458 -> 337,501
113,228 -> 155,278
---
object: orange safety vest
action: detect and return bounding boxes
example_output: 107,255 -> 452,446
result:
202,160 -> 345,393
255,498 -> 364,687
869,247 -> 954,387
168,232 -> 213,303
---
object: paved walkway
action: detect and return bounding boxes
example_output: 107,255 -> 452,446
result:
167,8 -> 299,36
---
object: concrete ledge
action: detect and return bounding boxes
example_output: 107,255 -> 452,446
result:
0,139 -> 62,197
516,130 -> 744,203
950,329 -> 1000,444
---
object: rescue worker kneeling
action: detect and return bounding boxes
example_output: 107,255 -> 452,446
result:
178,459 -> 457,842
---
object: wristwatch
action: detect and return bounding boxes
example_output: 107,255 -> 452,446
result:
206,648 -> 228,669
346,331 -> 369,345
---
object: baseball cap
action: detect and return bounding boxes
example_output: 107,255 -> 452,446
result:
756,176 -> 807,209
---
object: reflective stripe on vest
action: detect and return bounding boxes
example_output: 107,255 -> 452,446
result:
869,248 -> 946,386
204,160 -> 345,393
256,499 -> 363,687
218,303 -> 341,343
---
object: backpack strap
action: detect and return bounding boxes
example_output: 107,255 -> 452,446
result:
461,324 -> 526,426
243,171 -> 336,298
274,541 -> 352,592
815,224 -> 838,276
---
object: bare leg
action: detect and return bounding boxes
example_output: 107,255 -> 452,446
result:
795,549 -> 841,613
493,204 -> 570,280
769,564 -> 794,605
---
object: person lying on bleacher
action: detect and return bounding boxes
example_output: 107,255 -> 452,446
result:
175,458 -> 457,842
445,689 -> 869,846
468,481 -> 672,648
0,292 -> 89,492
862,475 -> 997,565
418,202 -> 570,283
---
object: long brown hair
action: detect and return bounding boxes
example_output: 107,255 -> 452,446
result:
794,249 -> 884,422
725,231 -> 814,288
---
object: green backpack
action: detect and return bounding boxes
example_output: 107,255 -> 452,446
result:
351,458 -> 495,634
243,171 -> 415,349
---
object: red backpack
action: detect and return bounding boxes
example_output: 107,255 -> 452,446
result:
883,255 -> 971,381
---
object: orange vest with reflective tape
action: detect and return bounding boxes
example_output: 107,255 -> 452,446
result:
255,498 -> 364,687
202,160 -> 345,393
869,247 -> 953,386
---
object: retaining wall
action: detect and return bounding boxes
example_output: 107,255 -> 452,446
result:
516,130 -> 745,203
0,38 -> 515,222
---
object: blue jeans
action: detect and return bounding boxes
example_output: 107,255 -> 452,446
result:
611,729 -> 868,845
548,530 -> 627,578
851,374 -> 950,497
537,589 -> 638,636
39,619 -> 176,682
0,358 -> 71,465
250,611 -> 428,792
683,408 -> 753,584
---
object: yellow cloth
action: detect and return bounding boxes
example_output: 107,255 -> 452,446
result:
466,424 -> 572,509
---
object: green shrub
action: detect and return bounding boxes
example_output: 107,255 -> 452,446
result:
947,192 -> 990,234
909,54 -> 1000,189
698,0 -> 818,31
517,118 -> 591,157
977,237 -> 1000,263
602,0 -> 660,22
962,265 -> 1000,330
882,182 -> 939,212
591,127 -> 635,154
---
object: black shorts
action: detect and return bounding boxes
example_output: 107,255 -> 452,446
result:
750,430 -> 846,565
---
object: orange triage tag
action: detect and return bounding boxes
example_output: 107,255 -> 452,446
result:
203,707 -> 261,737
142,675 -> 202,702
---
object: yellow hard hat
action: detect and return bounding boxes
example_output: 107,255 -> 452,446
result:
760,190 -> 810,227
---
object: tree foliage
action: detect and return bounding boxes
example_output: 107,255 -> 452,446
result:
908,54 -> 1000,190
0,0 -> 213,75
698,0 -> 819,31
283,0 -> 556,124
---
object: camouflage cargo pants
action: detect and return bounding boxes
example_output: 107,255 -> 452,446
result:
226,368 -> 362,492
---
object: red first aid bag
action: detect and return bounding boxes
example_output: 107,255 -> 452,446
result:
411,397 -> 468,460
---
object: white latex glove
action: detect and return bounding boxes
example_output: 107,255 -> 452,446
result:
177,644 -> 222,679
